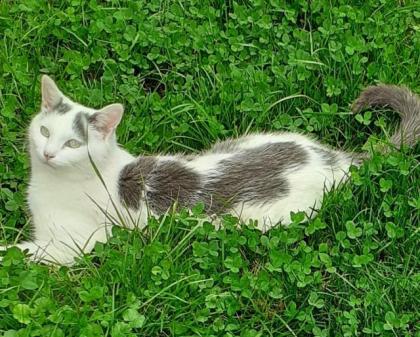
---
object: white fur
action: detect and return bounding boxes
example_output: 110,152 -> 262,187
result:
1,76 -> 141,265
1,76 -> 358,265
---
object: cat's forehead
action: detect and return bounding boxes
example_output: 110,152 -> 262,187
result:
39,102 -> 94,138
49,99 -> 95,115
41,109 -> 75,124
42,101 -> 94,122
50,98 -> 72,114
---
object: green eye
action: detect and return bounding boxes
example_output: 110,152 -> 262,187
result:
40,126 -> 50,137
65,139 -> 82,148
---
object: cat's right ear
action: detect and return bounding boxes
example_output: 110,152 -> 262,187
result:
88,103 -> 124,139
41,75 -> 63,112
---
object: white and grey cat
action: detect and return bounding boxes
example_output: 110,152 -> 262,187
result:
1,75 -> 419,265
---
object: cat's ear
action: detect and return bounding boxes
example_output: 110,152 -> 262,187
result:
41,75 -> 63,112
88,103 -> 124,138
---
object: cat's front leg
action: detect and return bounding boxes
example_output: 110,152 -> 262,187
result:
0,240 -> 79,266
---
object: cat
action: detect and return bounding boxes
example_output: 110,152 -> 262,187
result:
0,75 -> 418,265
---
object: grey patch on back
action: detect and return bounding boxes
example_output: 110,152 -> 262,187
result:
118,142 -> 309,216
205,142 -> 308,212
309,146 -> 338,167
72,112 -> 89,141
208,137 -> 246,153
184,154 -> 197,161
310,146 -> 364,168
118,157 -> 157,210
146,160 -> 202,213
53,97 -> 72,114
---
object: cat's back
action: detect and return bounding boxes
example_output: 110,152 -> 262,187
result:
208,132 -> 319,153
201,132 -> 354,228
197,132 -> 351,175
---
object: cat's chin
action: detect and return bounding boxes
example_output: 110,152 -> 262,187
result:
41,159 -> 59,169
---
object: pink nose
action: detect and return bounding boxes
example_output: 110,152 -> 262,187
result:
43,151 -> 55,161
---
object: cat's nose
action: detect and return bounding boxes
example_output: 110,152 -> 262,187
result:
43,151 -> 55,161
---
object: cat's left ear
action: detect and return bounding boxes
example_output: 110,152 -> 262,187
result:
41,75 -> 64,112
88,103 -> 124,139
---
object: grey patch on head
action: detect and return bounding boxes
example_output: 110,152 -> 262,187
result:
87,112 -> 108,134
87,113 -> 98,124
72,112 -> 89,141
146,160 -> 202,214
204,142 -> 309,213
53,97 -> 72,114
118,157 -> 157,210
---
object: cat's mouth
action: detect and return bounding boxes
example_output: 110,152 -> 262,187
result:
41,157 -> 58,168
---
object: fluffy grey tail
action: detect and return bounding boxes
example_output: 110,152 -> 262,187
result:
352,85 -> 420,148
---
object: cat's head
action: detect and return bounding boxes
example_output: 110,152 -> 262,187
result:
29,75 -> 123,169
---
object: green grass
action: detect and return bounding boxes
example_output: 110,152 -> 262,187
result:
0,0 -> 419,336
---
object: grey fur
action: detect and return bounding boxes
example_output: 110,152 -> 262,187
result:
53,98 -> 71,114
118,142 -> 308,215
87,112 -> 108,134
118,157 -> 157,210
352,84 -> 420,148
204,142 -> 308,212
208,138 -> 245,153
72,112 -> 88,141
309,146 -> 338,167
145,160 -> 202,213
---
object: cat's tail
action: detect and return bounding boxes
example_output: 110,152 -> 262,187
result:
352,84 -> 420,149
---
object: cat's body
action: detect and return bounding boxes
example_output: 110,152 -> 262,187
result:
119,133 -> 355,229
1,76 -> 419,265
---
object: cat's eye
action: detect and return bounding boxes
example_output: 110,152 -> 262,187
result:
65,139 -> 82,149
40,126 -> 50,138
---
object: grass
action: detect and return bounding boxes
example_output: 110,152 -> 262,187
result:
0,0 -> 419,336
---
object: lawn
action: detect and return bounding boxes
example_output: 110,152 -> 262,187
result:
0,1 -> 419,336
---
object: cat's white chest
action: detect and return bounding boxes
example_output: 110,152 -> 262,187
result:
27,171 -> 111,247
